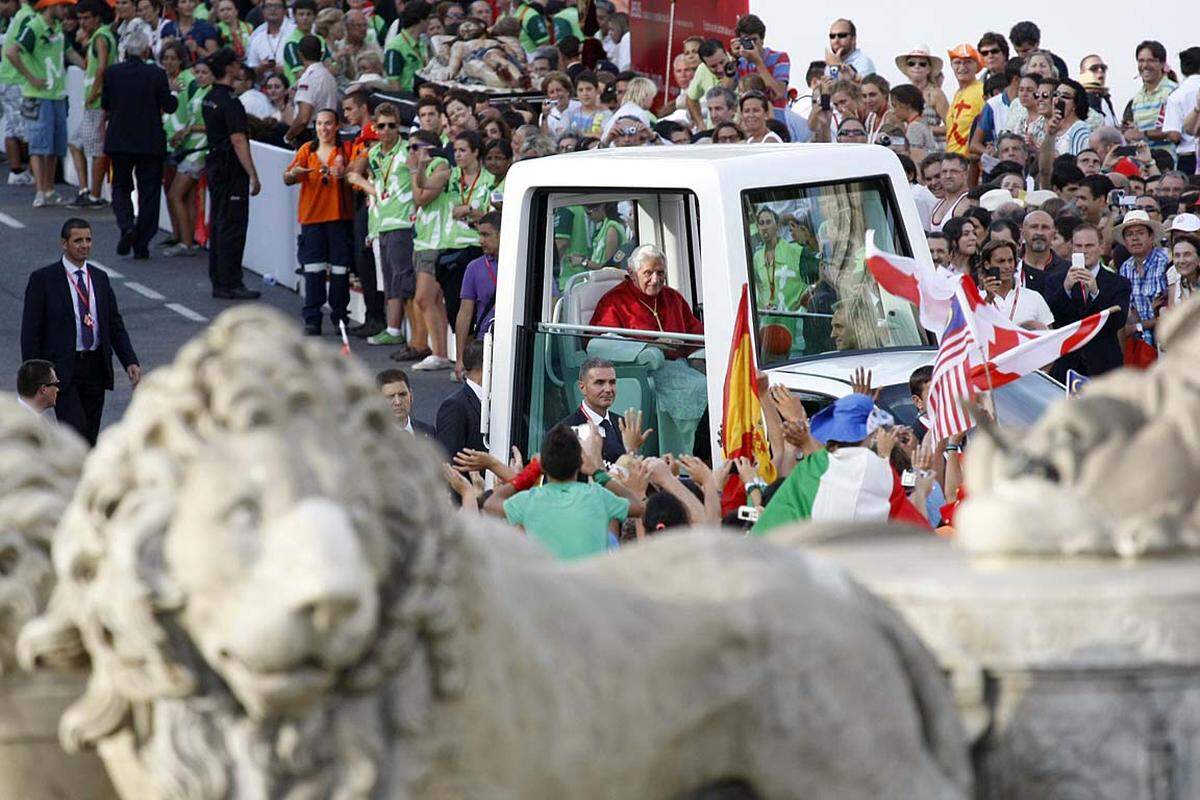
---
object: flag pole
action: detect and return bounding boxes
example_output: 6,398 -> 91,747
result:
662,0 -> 676,105
955,276 -> 999,427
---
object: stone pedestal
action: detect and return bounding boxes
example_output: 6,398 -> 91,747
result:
804,530 -> 1200,800
0,671 -> 118,799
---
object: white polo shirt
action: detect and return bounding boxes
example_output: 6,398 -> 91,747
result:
293,62 -> 339,124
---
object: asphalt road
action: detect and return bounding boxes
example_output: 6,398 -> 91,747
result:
0,169 -> 459,433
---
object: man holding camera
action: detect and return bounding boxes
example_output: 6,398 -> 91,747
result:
731,14 -> 789,108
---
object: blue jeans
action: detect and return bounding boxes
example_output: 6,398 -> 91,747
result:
26,97 -> 67,157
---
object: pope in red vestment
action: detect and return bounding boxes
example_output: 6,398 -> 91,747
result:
589,277 -> 705,337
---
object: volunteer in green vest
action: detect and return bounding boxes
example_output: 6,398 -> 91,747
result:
555,205 -> 590,290
409,128 -> 455,371
569,203 -> 627,276
551,2 -> 582,41
439,130 -> 491,339
281,0 -> 328,84
346,101 -> 427,358
213,0 -> 251,59
512,0 -> 548,55
67,0 -> 113,207
752,207 -> 811,358
158,39 -> 191,248
383,0 -> 429,95
0,0 -> 35,186
164,55 -> 211,257
5,0 -> 68,207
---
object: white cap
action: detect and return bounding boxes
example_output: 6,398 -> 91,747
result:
1169,213 -> 1200,233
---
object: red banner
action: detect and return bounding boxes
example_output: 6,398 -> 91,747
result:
629,0 -> 747,101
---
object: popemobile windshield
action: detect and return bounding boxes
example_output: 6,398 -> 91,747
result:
481,143 -> 1056,465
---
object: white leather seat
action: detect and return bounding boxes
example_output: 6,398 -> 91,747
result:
557,268 -> 626,326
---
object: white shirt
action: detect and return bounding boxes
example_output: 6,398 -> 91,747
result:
465,378 -> 484,404
62,257 -> 99,351
293,62 -> 339,122
245,18 -> 294,68
544,99 -> 580,139
605,32 -> 630,71
747,130 -> 784,144
991,283 -> 1054,328
578,401 -> 612,440
17,397 -> 47,418
840,48 -> 875,78
1162,74 -> 1200,157
911,183 -> 937,231
239,88 -> 275,119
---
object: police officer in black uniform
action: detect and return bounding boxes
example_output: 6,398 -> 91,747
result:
202,49 -> 262,300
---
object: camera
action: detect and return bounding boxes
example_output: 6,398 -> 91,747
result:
1113,145 -> 1138,157
985,266 -> 1001,280
828,65 -> 840,79
738,36 -> 755,49
619,126 -> 639,137
723,60 -> 738,78
1054,99 -> 1067,116
736,505 -> 760,523
819,93 -> 831,112
900,469 -> 917,488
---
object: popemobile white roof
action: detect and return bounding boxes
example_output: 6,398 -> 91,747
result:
503,143 -> 912,195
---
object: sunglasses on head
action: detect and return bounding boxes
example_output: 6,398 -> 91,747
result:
829,32 -> 851,39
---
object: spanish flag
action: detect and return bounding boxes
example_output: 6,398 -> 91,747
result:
722,284 -> 776,489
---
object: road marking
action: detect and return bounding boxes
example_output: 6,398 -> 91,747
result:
124,281 -> 166,300
0,212 -> 24,229
165,302 -> 207,322
90,260 -> 123,279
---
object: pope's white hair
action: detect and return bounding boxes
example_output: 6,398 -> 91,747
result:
627,243 -> 666,274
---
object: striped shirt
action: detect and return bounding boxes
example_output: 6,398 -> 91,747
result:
737,47 -> 791,108
1131,78 -> 1177,157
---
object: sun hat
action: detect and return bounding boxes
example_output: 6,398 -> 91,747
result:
946,44 -> 984,71
809,394 -> 880,445
980,188 -> 1023,213
895,46 -> 943,77
1024,189 -> 1058,208
1113,209 -> 1162,247
1168,213 -> 1200,233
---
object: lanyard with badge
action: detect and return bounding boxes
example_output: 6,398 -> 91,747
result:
66,266 -> 95,331
378,142 -> 401,201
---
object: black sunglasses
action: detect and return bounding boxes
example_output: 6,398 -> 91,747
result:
906,60 -> 929,68
375,121 -> 398,129
979,47 -> 1002,56
829,32 -> 851,39
41,381 -> 61,389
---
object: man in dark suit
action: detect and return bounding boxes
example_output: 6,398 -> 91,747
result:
557,357 -> 651,466
436,339 -> 486,458
101,28 -> 176,260
1046,222 -> 1131,380
20,218 -> 141,445
376,368 -> 436,437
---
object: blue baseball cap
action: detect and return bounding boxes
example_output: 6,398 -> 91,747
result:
809,393 -> 877,445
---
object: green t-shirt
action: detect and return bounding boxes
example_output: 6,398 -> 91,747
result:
686,62 -> 719,103
282,28 -> 330,84
383,29 -> 426,94
514,2 -> 548,53
551,7 -> 582,41
443,165 -> 495,251
83,24 -> 115,109
0,4 -> 35,84
413,156 -> 452,252
367,139 -> 414,232
590,217 -> 627,265
503,481 -> 628,560
753,240 -> 811,346
179,82 -> 211,167
15,12 -> 65,99
194,2 -> 210,20
554,205 -> 591,289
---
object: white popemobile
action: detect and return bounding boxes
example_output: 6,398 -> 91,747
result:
482,143 -> 1061,462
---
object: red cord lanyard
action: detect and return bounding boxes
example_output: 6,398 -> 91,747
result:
458,166 -> 482,206
66,266 -> 95,329
482,255 -> 496,286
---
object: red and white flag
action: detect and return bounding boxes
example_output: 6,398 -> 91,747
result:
863,230 -> 958,333
969,307 -> 1114,389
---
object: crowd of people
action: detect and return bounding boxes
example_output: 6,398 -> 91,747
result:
5,1 -> 1200,557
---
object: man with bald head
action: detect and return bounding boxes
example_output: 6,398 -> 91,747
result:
1020,209 -> 1069,297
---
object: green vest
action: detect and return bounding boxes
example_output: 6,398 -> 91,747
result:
282,28 -> 329,84
555,205 -> 591,289
194,2 -> 210,21
752,240 -> 811,345
367,139 -> 414,232
15,12 -> 65,99
0,3 -> 34,84
443,165 -> 495,250
552,8 -> 582,42
515,3 -> 549,53
590,218 -> 627,265
163,69 -> 195,142
216,19 -> 251,51
383,29 -> 426,94
414,156 -> 453,252
83,24 -> 115,109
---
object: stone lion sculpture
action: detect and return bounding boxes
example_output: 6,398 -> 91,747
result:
0,395 -> 86,671
958,295 -> 1200,557
21,306 -> 969,799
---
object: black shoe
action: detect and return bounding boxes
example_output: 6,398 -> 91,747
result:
116,229 -> 135,256
303,324 -> 322,336
132,250 -> 149,260
349,317 -> 385,338
213,286 -> 262,300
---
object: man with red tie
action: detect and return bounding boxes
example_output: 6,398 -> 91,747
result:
20,218 -> 141,445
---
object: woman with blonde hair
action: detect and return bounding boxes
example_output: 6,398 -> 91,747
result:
602,75 -> 657,142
